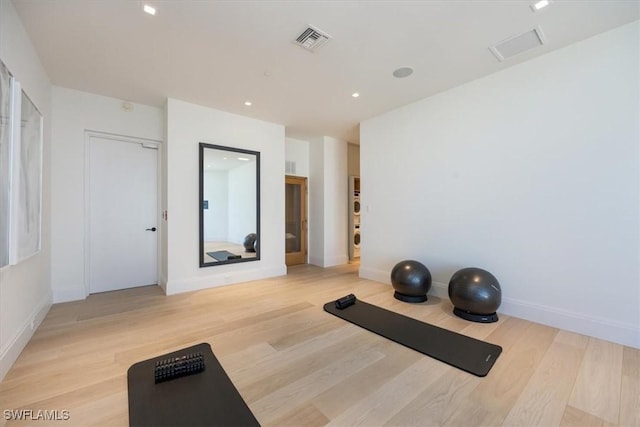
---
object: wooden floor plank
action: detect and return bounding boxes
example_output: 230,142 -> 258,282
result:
326,356 -> 448,426
501,334 -> 586,427
240,330 -> 381,403
229,324 -> 362,390
560,405 -> 617,427
446,319 -> 558,426
265,403 -> 330,427
568,338 -> 623,424
619,346 -> 640,427
384,368 -> 482,426
249,346 -> 386,424
313,340 -> 423,419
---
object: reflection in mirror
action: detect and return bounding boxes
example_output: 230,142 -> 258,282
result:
199,143 -> 260,267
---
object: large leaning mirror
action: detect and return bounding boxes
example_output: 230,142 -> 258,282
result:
199,143 -> 260,267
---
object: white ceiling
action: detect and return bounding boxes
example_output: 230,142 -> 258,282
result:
12,0 -> 639,144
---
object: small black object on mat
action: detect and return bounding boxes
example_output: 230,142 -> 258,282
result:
335,293 -> 356,309
207,250 -> 241,261
324,295 -> 502,377
154,351 -> 205,383
127,343 -> 259,427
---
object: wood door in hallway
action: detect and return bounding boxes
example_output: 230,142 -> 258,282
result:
285,176 -> 307,266
88,134 -> 159,293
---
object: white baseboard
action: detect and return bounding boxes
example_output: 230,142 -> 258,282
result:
499,294 -> 640,349
362,267 -> 639,349
324,255 -> 350,268
53,287 -> 86,303
359,266 -> 390,285
158,273 -> 168,293
308,255 -> 350,268
166,265 -> 287,295
0,293 -> 52,381
308,256 -> 323,267
53,273 -> 170,302
429,281 -> 450,299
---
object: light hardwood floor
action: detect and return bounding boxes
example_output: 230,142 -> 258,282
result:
1,264 -> 638,426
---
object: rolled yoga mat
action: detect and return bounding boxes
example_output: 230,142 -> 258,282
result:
127,343 -> 260,427
324,295 -> 502,377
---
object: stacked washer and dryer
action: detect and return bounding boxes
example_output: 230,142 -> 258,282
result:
349,176 -> 361,261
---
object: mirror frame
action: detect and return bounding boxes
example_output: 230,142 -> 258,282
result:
199,142 -> 261,268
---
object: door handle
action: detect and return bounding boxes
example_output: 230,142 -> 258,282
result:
146,227 -> 157,232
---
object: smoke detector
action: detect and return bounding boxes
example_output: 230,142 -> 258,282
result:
490,27 -> 546,62
294,25 -> 332,52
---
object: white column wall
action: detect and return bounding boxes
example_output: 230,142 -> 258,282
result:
165,98 -> 285,294
322,137 -> 349,267
308,138 -> 325,266
308,136 -> 349,267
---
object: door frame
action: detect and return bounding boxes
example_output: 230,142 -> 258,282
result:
83,130 -> 162,297
285,175 -> 308,266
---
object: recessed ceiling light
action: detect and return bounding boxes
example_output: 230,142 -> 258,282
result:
237,157 -> 250,161
393,67 -> 414,78
351,92 -> 360,98
143,4 -> 156,15
244,101 -> 252,106
531,0 -> 550,11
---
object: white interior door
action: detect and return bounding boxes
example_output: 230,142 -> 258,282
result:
88,135 -> 158,294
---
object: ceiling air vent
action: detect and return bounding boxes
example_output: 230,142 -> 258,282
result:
285,160 -> 297,175
294,25 -> 332,52
490,27 -> 546,62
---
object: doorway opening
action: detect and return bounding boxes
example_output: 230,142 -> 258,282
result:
285,176 -> 308,266
349,176 -> 360,262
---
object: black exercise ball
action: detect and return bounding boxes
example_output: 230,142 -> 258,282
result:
243,233 -> 257,253
448,267 -> 501,323
390,260 -> 432,303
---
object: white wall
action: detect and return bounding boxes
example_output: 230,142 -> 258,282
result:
347,143 -> 360,177
285,137 -> 310,177
50,87 -> 164,302
308,138 -> 324,265
165,98 -> 285,294
308,136 -> 349,267
228,161 -> 257,244
360,22 -> 640,348
323,137 -> 349,266
0,0 -> 52,381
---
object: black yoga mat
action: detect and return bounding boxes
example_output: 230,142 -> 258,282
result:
207,250 -> 241,261
127,343 -> 260,427
324,296 -> 502,377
